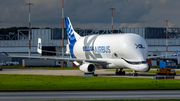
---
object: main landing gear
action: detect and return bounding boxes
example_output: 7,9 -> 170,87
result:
116,68 -> 126,75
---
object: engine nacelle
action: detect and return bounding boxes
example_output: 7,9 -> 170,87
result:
79,63 -> 96,73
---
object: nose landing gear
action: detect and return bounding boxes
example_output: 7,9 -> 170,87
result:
115,68 -> 126,75
133,70 -> 138,76
115,69 -> 138,76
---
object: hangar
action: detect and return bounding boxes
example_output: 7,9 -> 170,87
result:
0,27 -> 180,64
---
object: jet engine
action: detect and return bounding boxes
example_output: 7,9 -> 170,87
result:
79,63 -> 96,73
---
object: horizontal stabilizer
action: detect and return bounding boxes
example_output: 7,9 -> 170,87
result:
147,50 -> 178,59
3,52 -> 9,56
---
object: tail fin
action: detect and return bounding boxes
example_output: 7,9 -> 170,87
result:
174,50 -> 178,56
65,17 -> 81,44
65,17 -> 81,58
37,38 -> 42,54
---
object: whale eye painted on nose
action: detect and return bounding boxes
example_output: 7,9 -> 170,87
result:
114,53 -> 118,57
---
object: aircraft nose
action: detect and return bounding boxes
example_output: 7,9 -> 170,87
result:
139,63 -> 150,72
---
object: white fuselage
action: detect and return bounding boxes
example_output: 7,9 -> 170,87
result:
73,33 -> 149,72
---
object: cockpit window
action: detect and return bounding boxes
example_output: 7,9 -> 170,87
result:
122,58 -> 147,65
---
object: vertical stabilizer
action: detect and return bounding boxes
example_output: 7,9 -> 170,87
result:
65,17 -> 81,44
37,38 -> 42,54
65,17 -> 81,58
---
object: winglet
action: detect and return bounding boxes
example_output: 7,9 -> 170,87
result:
3,51 -> 9,56
37,38 -> 42,54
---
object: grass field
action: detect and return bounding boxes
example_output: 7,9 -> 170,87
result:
0,74 -> 180,91
93,99 -> 180,101
88,99 -> 180,101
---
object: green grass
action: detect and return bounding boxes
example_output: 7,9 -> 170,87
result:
84,99 -> 179,101
91,99 -> 179,101
0,74 -> 180,91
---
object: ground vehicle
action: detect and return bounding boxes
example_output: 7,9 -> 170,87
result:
156,61 -> 177,76
157,68 -> 176,75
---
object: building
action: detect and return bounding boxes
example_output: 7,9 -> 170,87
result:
0,27 -> 180,64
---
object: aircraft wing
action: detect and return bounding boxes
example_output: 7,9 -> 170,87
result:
3,52 -> 109,66
42,50 -> 69,55
147,50 -> 178,59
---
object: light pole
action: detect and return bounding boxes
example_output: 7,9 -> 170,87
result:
165,20 -> 168,58
62,0 -> 64,67
26,3 -> 33,58
109,8 -> 115,34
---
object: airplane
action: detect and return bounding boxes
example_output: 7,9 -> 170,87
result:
3,17 -> 178,76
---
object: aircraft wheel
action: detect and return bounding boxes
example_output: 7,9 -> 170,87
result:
116,71 -> 118,75
135,73 -> 138,76
133,73 -> 138,76
122,71 -> 125,75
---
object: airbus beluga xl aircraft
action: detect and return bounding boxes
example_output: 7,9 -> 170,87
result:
4,17 -> 177,76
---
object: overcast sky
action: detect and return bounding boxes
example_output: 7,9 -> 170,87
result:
0,0 -> 180,29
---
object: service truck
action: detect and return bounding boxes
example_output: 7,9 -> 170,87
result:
157,61 -> 176,76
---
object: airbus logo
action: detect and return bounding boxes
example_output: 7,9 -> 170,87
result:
83,46 -> 111,53
135,44 -> 145,49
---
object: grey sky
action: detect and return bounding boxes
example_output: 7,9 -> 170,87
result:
0,0 -> 179,29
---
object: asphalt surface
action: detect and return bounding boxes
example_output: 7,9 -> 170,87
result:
0,69 -> 180,79
0,90 -> 180,101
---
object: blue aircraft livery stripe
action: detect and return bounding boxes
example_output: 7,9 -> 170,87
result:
69,44 -> 76,58
65,17 -> 76,44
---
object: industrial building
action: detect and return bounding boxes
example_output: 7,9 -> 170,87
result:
0,27 -> 180,64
